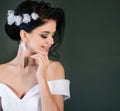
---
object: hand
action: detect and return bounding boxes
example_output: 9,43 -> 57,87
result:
31,50 -> 49,80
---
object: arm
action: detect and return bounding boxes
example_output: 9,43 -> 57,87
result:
31,52 -> 65,111
38,73 -> 64,111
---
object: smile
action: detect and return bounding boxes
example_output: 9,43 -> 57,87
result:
42,46 -> 51,51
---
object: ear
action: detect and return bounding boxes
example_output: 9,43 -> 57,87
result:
20,30 -> 29,42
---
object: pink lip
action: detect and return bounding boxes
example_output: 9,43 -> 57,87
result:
42,46 -> 51,51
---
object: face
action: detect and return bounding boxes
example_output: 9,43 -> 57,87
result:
26,19 -> 56,55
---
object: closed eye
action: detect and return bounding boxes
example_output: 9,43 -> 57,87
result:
41,34 -> 48,39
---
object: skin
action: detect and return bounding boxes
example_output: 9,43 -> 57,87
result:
0,19 -> 65,111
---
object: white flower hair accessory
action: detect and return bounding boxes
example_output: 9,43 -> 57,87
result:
14,15 -> 22,26
7,10 -> 39,26
7,10 -> 15,25
31,12 -> 39,20
22,14 -> 31,24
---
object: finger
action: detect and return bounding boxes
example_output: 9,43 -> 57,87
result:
35,50 -> 48,57
31,54 -> 48,65
30,54 -> 42,60
31,55 -> 44,66
31,52 -> 48,62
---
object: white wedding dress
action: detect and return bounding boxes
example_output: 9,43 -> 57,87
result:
0,79 -> 70,111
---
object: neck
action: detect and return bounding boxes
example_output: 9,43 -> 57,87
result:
10,47 -> 39,69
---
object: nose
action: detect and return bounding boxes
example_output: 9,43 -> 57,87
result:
48,36 -> 54,45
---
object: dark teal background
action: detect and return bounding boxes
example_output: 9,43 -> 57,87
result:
0,0 -> 120,111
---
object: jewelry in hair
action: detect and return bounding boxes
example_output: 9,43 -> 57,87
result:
7,10 -> 39,26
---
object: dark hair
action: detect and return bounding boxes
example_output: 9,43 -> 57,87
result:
5,0 -> 65,60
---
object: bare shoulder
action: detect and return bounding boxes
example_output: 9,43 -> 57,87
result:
47,60 -> 65,80
0,63 -> 7,72
0,63 -> 9,80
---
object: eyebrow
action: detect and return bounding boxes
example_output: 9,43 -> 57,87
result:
41,31 -> 56,34
41,31 -> 50,33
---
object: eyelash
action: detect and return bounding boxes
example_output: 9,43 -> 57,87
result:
41,34 -> 55,39
41,34 -> 47,39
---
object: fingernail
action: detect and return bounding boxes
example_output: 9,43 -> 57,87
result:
30,55 -> 35,58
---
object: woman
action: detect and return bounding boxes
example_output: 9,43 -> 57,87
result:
0,0 -> 70,111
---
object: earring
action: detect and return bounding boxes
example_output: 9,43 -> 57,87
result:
19,42 -> 29,67
19,42 -> 27,51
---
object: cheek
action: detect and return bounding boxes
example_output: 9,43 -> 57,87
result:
28,38 -> 43,51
